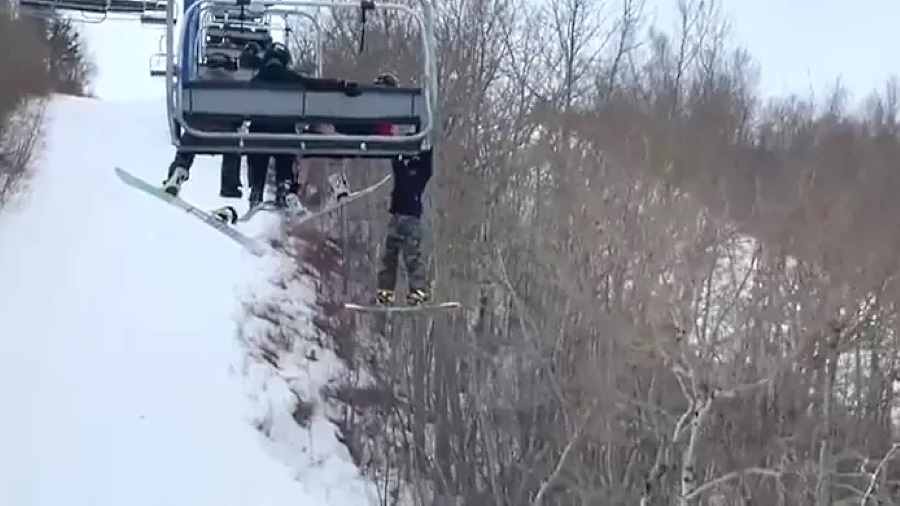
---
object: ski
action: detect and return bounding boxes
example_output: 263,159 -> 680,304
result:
114,167 -> 266,257
238,174 -> 392,224
344,301 -> 461,313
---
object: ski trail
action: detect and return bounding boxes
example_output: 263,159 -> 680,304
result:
0,96 -> 345,505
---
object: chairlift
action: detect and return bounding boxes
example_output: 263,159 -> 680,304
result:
149,56 -> 167,77
140,2 -> 172,25
162,0 -> 437,159
149,52 -> 169,77
149,33 -> 165,76
207,1 -> 264,22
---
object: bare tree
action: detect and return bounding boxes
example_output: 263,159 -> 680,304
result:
238,0 -> 900,504
0,6 -> 52,208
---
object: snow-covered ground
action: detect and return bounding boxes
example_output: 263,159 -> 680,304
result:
0,96 -> 374,505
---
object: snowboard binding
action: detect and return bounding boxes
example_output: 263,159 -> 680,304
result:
211,205 -> 238,224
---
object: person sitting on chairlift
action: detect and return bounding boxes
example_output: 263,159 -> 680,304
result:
161,42 -> 274,200
245,42 -> 361,208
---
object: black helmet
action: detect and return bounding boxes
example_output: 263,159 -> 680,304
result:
374,72 -> 399,87
263,42 -> 291,68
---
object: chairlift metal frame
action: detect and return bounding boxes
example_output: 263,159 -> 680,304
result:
14,0 -> 169,23
163,0 -> 438,159
197,7 -> 311,81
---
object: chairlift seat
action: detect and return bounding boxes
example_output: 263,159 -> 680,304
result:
21,0 -> 110,14
205,28 -> 271,46
207,25 -> 270,38
220,22 -> 268,32
181,79 -> 426,123
177,80 -> 429,157
211,14 -> 266,24
209,4 -> 265,21
203,45 -> 244,59
205,52 -> 237,70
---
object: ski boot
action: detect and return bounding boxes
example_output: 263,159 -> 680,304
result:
375,289 -> 395,306
162,166 -> 189,197
407,287 -> 431,307
211,205 -> 238,224
328,173 -> 350,203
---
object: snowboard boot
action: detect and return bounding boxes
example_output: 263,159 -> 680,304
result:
284,193 -> 307,217
375,289 -> 395,306
163,166 -> 189,197
407,287 -> 431,306
211,205 -> 238,224
328,173 -> 350,203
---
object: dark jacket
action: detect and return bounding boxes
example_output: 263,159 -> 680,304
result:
389,150 -> 433,218
249,62 -> 360,133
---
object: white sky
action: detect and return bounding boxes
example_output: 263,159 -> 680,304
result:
81,0 -> 900,102
722,0 -> 900,101
82,17 -> 164,100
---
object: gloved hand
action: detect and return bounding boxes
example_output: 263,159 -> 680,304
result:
340,80 -> 362,97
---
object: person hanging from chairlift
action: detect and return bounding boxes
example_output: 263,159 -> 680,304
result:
375,148 -> 434,307
360,72 -> 434,307
304,70 -> 433,306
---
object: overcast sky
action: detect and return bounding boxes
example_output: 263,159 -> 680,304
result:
82,0 -> 900,102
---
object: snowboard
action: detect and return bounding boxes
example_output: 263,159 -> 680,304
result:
344,301 -> 461,313
238,174 -> 392,224
114,167 -> 266,257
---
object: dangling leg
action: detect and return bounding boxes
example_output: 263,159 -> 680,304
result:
246,153 -> 271,207
163,150 -> 194,197
375,214 -> 403,305
273,154 -> 302,211
327,162 -> 350,203
399,215 -> 431,305
220,120 -> 245,198
219,154 -> 242,198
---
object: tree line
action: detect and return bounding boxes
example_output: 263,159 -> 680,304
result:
0,2 -> 94,208
248,0 -> 900,503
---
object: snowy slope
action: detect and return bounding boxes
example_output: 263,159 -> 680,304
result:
0,96 -> 374,505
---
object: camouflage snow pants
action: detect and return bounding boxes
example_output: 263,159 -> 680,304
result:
377,214 -> 430,292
